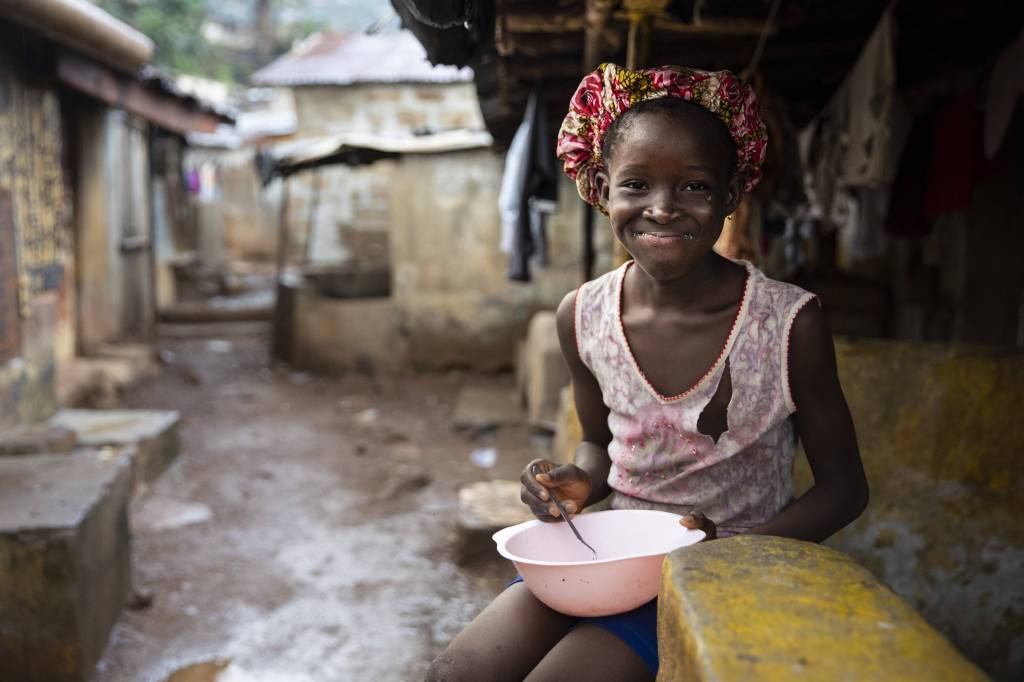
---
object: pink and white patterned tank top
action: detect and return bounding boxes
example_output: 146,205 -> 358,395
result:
575,260 -> 817,536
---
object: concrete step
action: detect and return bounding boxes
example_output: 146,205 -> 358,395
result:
49,409 -> 181,493
516,311 -> 568,431
457,479 -> 535,532
0,449 -> 133,682
57,344 -> 160,410
0,423 -> 76,456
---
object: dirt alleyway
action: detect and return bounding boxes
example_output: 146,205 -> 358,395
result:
94,323 -> 542,681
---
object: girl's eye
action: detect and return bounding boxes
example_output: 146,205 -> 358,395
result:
682,182 -> 709,192
622,180 -> 647,191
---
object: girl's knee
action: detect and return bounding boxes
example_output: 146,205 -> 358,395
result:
425,651 -> 455,682
425,648 -> 479,682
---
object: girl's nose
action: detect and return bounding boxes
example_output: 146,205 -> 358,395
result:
642,202 -> 680,224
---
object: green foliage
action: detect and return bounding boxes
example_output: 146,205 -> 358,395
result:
96,0 -> 231,79
93,0 -> 344,82
280,17 -> 329,48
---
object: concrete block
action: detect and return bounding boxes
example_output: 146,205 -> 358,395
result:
795,339 -> 1024,678
551,386 -> 581,466
0,449 -> 133,681
658,535 -> 986,682
57,344 -> 160,409
49,409 -> 181,490
518,311 -> 568,430
285,283 -> 409,373
457,480 -> 534,531
0,423 -> 76,456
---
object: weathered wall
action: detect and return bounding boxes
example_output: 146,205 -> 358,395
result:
279,151 -> 612,372
292,83 -> 484,138
281,82 -> 486,271
794,339 -> 1024,680
282,161 -> 395,269
185,146 -> 277,266
0,50 -> 69,426
277,81 -> 610,371
73,107 -> 154,352
286,285 -> 407,373
389,150 -> 610,370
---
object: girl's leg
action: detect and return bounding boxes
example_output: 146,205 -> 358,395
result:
427,583 -> 576,682
524,624 -> 654,682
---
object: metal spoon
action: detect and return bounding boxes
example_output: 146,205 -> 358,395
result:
551,496 -> 597,560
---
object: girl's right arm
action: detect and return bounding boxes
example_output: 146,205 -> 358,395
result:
520,290 -> 614,521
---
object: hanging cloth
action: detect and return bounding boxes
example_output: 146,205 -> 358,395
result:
498,89 -> 559,282
984,27 -> 1024,160
801,6 -> 908,226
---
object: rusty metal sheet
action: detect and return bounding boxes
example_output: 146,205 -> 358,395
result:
0,188 -> 20,364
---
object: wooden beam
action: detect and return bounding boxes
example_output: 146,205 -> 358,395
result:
621,0 -> 670,13
583,0 -> 616,70
56,53 -> 223,134
504,12 -> 585,33
615,13 -> 777,37
498,33 -> 585,59
626,11 -> 654,68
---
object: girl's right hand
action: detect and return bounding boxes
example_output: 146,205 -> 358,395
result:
520,458 -> 593,522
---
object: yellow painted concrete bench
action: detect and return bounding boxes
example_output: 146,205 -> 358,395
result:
657,535 -> 987,681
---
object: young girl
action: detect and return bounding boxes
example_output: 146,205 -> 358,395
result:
429,64 -> 868,682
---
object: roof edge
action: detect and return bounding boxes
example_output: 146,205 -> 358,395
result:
0,0 -> 153,73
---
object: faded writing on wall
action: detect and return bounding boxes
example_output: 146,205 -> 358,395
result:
0,62 -> 68,316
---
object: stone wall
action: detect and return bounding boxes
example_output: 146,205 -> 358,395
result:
389,150 -> 610,370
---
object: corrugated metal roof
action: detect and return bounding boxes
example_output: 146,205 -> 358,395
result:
250,29 -> 473,87
260,129 -> 493,179
269,128 -> 491,167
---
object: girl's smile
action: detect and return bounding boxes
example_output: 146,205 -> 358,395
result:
630,230 -> 698,243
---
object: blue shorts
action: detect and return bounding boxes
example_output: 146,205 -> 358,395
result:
508,576 -> 658,675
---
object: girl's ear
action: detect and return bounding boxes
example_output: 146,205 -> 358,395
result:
724,174 -> 744,216
595,170 -> 611,208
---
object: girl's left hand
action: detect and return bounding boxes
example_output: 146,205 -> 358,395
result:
680,510 -> 717,540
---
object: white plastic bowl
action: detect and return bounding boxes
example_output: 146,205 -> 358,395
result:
493,509 -> 705,617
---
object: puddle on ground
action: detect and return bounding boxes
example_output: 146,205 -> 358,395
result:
164,660 -> 315,682
164,659 -> 230,682
134,496 -> 213,532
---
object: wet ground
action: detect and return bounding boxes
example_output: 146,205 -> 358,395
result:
94,323 -> 546,681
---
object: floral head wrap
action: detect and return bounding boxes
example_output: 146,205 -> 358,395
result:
556,63 -> 767,212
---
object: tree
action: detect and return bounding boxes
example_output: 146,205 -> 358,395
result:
95,0 -> 235,80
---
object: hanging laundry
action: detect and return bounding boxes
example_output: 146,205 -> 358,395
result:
984,27 -> 1024,160
884,113 -> 933,239
498,89 -> 559,282
923,93 -> 984,220
838,7 -> 907,187
835,186 -> 889,268
801,6 -> 909,226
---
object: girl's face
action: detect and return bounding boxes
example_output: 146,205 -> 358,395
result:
597,111 -> 742,281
